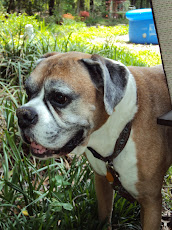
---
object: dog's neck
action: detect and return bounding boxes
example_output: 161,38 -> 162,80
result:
88,71 -> 138,158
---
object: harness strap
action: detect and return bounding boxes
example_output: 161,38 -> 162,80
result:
106,164 -> 136,203
87,121 -> 136,203
87,121 -> 132,163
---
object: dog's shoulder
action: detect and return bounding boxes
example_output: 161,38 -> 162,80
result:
128,65 -> 167,98
128,65 -> 165,81
128,64 -> 171,123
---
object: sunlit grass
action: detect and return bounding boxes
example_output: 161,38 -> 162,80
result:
0,14 -> 161,84
0,13 -> 170,230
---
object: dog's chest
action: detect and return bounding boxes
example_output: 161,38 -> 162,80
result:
86,130 -> 139,198
113,132 -> 139,197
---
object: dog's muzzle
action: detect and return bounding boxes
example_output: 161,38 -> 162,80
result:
16,106 -> 85,158
16,107 -> 38,129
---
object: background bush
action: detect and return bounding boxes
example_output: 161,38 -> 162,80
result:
0,13 -> 170,230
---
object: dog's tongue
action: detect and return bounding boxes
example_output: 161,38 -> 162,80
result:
31,142 -> 47,154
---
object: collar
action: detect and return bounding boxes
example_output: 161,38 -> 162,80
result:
87,120 -> 136,203
87,121 -> 132,163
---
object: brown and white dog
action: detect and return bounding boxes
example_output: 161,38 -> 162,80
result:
17,52 -> 172,230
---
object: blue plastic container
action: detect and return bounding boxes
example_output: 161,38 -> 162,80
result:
126,8 -> 158,44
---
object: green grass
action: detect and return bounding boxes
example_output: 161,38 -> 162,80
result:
0,14 -> 161,84
0,83 -> 141,229
0,103 -> 141,229
0,13 -> 170,230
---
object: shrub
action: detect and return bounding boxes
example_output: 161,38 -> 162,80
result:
79,11 -> 89,18
62,13 -> 74,20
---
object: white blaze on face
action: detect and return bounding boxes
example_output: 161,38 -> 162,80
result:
22,78 -> 94,151
22,88 -> 64,149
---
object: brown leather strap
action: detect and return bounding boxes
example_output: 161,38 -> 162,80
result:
88,121 -> 135,203
106,165 -> 136,203
87,121 -> 132,163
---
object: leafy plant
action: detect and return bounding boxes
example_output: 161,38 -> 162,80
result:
0,13 -> 170,230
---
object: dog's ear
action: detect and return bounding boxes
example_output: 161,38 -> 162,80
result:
36,52 -> 60,65
80,54 -> 129,115
41,52 -> 60,58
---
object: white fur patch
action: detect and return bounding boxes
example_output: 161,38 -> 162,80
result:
22,88 -> 69,149
85,149 -> 107,175
113,131 -> 139,197
21,80 -> 94,152
86,68 -> 139,197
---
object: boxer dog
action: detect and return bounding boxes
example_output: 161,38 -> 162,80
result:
16,52 -> 172,230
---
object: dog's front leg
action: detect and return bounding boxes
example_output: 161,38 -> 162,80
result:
139,195 -> 162,230
94,172 -> 114,228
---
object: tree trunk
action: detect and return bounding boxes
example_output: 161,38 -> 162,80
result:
49,0 -> 55,16
80,0 -> 84,11
76,0 -> 80,14
26,1 -> 33,15
17,0 -> 21,13
76,0 -> 85,14
7,0 -> 15,13
131,0 -> 136,6
90,0 -> 94,15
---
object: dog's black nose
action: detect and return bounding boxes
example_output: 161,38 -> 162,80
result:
16,106 -> 38,129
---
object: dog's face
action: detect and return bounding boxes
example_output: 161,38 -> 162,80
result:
17,52 -> 129,159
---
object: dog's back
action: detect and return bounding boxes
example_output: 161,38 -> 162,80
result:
129,65 -> 171,118
17,52 -> 171,230
128,65 -> 172,229
129,65 -> 172,169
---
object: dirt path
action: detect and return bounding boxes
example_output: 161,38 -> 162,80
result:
116,35 -> 160,53
90,34 -> 160,54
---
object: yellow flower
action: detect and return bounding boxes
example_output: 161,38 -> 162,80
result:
22,209 -> 29,216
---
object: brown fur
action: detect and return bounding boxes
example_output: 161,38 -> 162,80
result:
26,53 -> 172,229
130,65 -> 172,229
31,52 -> 109,131
94,173 -> 114,226
95,65 -> 172,230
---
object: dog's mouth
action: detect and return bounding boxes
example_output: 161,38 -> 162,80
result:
24,129 -> 85,158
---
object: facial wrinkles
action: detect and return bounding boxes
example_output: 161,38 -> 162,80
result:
24,99 -> 76,149
46,99 -> 90,132
25,88 -> 51,124
47,101 -> 70,129
32,124 -> 73,148
24,89 -> 60,137
45,79 -> 74,95
45,79 -> 92,128
23,79 -> 95,149
22,87 -> 84,149
62,100 -> 90,125
25,86 -> 68,129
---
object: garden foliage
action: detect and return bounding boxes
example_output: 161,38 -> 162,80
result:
0,13 -> 170,230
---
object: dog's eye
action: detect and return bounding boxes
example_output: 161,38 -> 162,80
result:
56,93 -> 68,104
50,92 -> 69,108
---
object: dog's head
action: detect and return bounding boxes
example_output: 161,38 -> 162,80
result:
16,52 -> 129,159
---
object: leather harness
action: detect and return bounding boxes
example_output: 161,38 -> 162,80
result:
87,121 -> 136,203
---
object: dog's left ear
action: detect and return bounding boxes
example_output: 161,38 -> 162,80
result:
80,54 -> 129,115
36,52 -> 60,65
